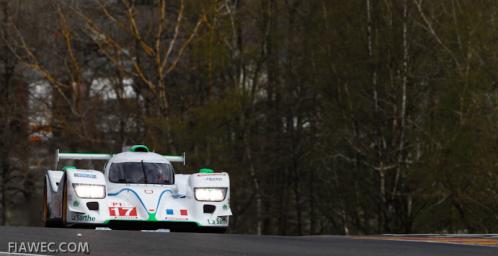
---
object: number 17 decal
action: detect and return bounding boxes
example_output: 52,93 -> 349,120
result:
109,207 -> 137,217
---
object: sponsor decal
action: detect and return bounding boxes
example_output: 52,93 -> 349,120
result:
207,216 -> 227,225
109,207 -> 137,217
74,173 -> 96,179
110,202 -> 124,207
164,216 -> 189,221
206,177 -> 223,181
71,214 -> 95,222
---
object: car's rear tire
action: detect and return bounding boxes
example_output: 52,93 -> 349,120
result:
61,175 -> 68,226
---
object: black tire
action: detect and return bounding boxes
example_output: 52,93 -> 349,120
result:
42,179 -> 49,225
61,175 -> 68,226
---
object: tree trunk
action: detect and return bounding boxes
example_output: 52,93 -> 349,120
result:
245,142 -> 263,235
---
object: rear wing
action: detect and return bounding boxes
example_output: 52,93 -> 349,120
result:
56,150 -> 112,162
55,149 -> 112,169
163,153 -> 186,165
55,149 -> 186,169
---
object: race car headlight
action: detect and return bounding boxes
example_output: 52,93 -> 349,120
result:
72,184 -> 106,199
194,188 -> 227,202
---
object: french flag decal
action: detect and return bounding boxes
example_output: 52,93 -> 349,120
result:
180,209 -> 188,216
166,209 -> 174,215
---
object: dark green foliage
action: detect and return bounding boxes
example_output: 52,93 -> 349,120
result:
3,0 -> 498,234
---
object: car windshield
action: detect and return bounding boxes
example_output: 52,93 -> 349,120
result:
108,162 -> 174,184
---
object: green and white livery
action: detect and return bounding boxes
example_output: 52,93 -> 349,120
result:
43,145 -> 231,232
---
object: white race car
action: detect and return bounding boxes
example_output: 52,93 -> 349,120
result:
43,145 -> 232,232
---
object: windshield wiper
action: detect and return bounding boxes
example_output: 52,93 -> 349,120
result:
141,160 -> 148,184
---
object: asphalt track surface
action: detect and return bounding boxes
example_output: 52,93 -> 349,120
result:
0,226 -> 497,256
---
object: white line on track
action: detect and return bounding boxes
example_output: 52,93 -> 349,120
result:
141,229 -> 170,233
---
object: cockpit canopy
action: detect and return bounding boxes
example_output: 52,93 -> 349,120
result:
108,162 -> 174,185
